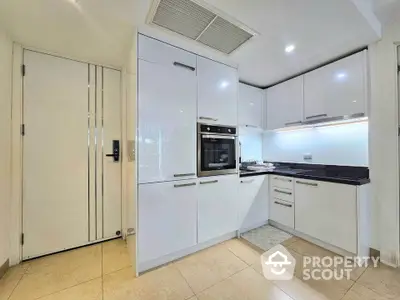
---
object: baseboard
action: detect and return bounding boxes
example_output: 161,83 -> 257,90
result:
238,220 -> 269,235
138,231 -> 237,274
0,259 -> 9,280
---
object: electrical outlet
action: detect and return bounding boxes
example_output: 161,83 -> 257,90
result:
303,153 -> 312,161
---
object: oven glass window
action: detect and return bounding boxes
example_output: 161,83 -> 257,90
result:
201,136 -> 236,171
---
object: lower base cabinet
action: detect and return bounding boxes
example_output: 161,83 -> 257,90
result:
198,175 -> 239,243
295,179 -> 357,253
238,176 -> 269,231
138,179 -> 198,264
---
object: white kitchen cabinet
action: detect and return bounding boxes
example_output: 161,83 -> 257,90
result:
238,83 -> 264,128
138,59 -> 197,183
138,180 -> 198,264
266,76 -> 304,130
304,51 -> 367,122
294,179 -> 357,253
138,34 -> 197,70
198,175 -> 239,243
238,176 -> 269,231
197,57 -> 238,126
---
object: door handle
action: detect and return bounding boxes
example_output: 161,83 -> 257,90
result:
106,140 -> 120,162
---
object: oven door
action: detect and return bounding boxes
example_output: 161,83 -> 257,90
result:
198,134 -> 237,177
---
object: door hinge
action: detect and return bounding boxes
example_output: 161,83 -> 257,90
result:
21,233 -> 24,246
22,64 -> 26,76
21,124 -> 25,136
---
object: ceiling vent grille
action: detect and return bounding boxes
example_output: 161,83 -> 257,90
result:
150,0 -> 255,54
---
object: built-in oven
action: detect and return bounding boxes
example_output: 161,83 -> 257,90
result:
197,123 -> 238,177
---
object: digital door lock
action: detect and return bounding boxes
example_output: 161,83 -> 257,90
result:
106,140 -> 120,162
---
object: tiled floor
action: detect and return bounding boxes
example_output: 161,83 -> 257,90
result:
1,237 -> 399,300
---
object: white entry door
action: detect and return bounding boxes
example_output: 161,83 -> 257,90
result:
23,51 -> 122,259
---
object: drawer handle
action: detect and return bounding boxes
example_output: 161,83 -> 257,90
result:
174,173 -> 195,178
173,62 -> 195,71
240,179 -> 254,184
199,116 -> 218,122
274,189 -> 292,195
306,114 -> 328,120
296,181 -> 318,187
285,121 -> 302,126
245,125 -> 258,128
274,201 -> 293,208
174,182 -> 196,188
273,177 -> 292,182
200,180 -> 218,185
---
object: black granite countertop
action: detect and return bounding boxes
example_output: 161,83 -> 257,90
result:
239,162 -> 370,186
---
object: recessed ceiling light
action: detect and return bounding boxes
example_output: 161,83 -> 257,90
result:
285,44 -> 295,53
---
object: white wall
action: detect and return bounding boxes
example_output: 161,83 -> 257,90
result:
0,29 -> 12,267
263,122 -> 369,166
124,30 -> 137,276
368,18 -> 400,266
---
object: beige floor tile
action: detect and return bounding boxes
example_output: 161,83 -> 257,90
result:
197,267 -> 293,300
342,283 -> 388,300
281,237 -> 300,247
26,244 -> 102,283
103,239 -> 132,275
36,278 -> 102,300
103,265 -> 193,300
10,245 -> 102,300
274,275 -> 354,300
174,244 -> 247,294
357,264 -> 400,299
223,238 -> 263,265
0,265 -> 26,300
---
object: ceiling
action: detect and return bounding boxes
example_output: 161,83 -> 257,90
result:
0,0 -> 385,87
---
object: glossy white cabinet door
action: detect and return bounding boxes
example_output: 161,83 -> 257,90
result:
237,176 -> 269,231
138,180 -> 198,264
266,76 -> 304,130
295,179 -> 357,253
304,51 -> 367,121
138,34 -> 197,70
238,83 -> 264,128
138,60 -> 197,183
197,57 -> 238,126
198,175 -> 239,243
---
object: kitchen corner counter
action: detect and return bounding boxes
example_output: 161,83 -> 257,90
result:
239,163 -> 370,186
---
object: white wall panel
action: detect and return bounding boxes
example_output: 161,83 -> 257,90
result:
0,29 -> 12,267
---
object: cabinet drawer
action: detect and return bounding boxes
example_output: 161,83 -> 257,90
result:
138,35 -> 197,71
270,198 -> 294,229
271,175 -> 294,190
271,187 -> 294,203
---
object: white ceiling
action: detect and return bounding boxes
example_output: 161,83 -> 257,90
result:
0,0 -> 384,86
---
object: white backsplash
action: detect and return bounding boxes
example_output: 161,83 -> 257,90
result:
239,127 -> 263,162
263,121 -> 369,166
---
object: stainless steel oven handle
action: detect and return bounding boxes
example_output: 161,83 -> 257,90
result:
201,135 -> 236,139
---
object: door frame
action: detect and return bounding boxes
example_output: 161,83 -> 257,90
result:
9,44 -> 128,265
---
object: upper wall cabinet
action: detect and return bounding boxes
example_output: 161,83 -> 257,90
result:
304,50 -> 367,122
238,83 -> 264,129
138,58 -> 197,184
266,76 -> 304,130
197,57 -> 238,126
138,34 -> 196,70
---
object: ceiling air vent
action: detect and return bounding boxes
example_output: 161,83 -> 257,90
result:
149,0 -> 255,54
